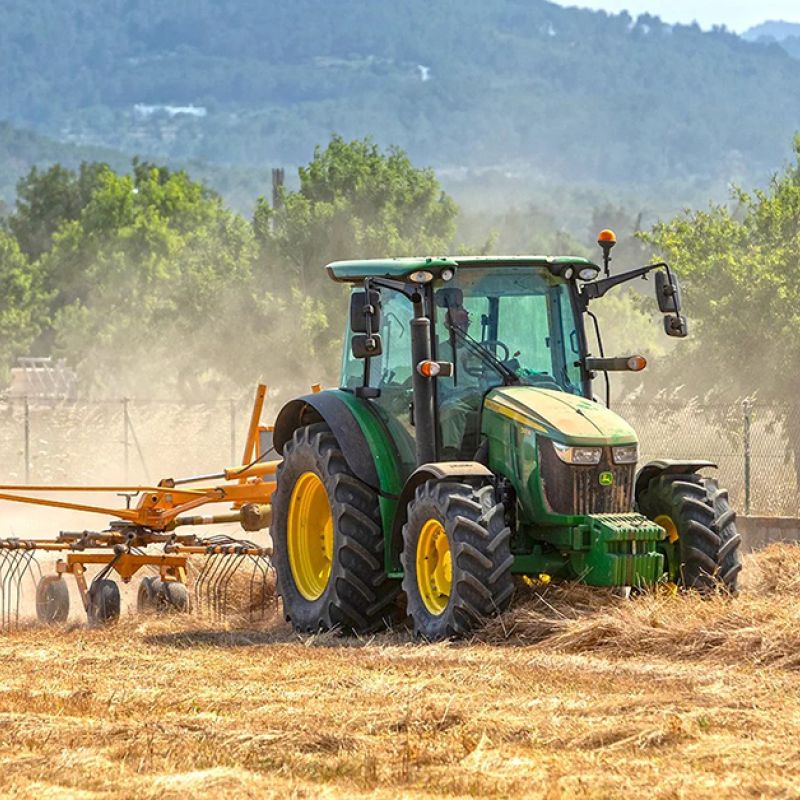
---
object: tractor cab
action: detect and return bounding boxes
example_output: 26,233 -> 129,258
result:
337,257 -> 595,468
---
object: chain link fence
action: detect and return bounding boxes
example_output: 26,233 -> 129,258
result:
0,397 -> 796,516
618,400 -> 800,516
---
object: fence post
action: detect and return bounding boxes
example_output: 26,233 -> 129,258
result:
230,399 -> 236,465
23,396 -> 30,484
743,399 -> 752,516
123,397 -> 130,482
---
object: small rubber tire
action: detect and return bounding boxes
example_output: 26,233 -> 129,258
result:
162,581 -> 189,612
36,575 -> 69,623
137,576 -> 159,613
637,472 -> 742,592
272,422 -> 399,634
401,480 -> 514,639
87,579 -> 121,627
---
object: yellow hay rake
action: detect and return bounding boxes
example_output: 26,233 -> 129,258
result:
0,384 -> 280,628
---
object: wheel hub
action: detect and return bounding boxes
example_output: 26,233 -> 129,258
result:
287,471 -> 334,601
416,518 -> 452,615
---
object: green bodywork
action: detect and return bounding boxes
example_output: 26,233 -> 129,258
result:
312,257 -> 667,588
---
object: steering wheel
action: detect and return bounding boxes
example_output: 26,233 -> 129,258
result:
461,339 -> 511,377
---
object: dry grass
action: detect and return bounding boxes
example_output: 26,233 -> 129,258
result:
2,545 -> 800,798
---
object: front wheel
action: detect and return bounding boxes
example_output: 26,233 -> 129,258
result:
401,480 -> 514,639
638,472 -> 742,591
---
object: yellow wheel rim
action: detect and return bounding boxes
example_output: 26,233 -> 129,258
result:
416,518 -> 452,615
655,514 -> 679,543
287,471 -> 334,601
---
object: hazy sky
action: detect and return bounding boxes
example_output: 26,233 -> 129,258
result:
554,1 -> 800,32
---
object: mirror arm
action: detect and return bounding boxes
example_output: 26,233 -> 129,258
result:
580,262 -> 669,303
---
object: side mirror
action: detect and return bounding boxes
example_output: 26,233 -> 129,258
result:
351,333 -> 383,359
664,315 -> 688,338
350,290 -> 381,333
655,271 -> 682,314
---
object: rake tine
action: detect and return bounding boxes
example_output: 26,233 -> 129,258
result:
215,551 -> 244,619
1,550 -> 24,629
203,553 -> 228,618
0,549 -> 10,628
194,551 -> 213,614
14,550 -> 38,627
204,554 -> 229,618
3,550 -> 24,629
247,553 -> 272,621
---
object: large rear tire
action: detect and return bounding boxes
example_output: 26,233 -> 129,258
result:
272,422 -> 399,634
638,472 -> 742,591
401,480 -> 514,639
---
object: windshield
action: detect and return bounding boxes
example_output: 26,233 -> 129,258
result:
433,267 -> 583,395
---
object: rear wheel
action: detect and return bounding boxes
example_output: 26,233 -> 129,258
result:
272,423 -> 399,634
87,579 -> 121,626
137,576 -> 159,613
162,581 -> 189,612
638,472 -> 742,591
36,575 -> 69,623
401,480 -> 514,639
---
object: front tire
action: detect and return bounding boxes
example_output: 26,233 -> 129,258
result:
638,472 -> 742,591
401,480 -> 514,639
272,423 -> 398,634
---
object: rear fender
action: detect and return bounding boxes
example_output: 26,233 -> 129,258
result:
274,391 -> 380,487
634,459 -> 716,502
390,461 -> 494,569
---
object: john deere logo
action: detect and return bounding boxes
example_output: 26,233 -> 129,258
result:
599,471 -> 614,487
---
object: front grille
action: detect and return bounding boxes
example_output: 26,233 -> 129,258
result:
538,439 -> 635,516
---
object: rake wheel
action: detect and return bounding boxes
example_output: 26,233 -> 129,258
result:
88,579 -> 120,626
36,575 -> 69,624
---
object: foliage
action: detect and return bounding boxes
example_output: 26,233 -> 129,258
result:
0,233 -> 45,382
643,135 -> 800,402
0,138 -> 458,398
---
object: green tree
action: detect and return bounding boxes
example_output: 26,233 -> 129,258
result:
254,136 -> 458,293
10,162 -> 107,260
0,233 -> 45,381
644,135 -> 800,480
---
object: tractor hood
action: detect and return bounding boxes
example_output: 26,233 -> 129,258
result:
484,387 -> 637,446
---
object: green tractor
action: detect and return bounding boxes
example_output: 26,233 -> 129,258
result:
271,232 -> 742,638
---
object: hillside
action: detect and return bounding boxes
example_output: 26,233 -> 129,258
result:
0,544 -> 798,798
0,122 -> 274,214
2,1 -> 800,193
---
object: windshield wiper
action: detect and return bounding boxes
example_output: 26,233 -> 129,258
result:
449,325 -> 521,385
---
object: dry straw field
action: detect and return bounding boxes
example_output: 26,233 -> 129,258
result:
1,545 -> 799,799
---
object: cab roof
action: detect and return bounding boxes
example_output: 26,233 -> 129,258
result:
326,256 -> 600,283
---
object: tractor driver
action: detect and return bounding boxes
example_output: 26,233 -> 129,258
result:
436,290 -> 484,460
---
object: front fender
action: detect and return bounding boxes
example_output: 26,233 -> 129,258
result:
634,459 -> 716,501
390,461 -> 495,570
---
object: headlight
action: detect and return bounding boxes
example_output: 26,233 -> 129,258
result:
612,444 -> 639,464
553,442 -> 602,465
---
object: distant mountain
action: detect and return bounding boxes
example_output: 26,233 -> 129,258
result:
2,1 -> 800,195
743,21 -> 800,42
0,122 -> 273,214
